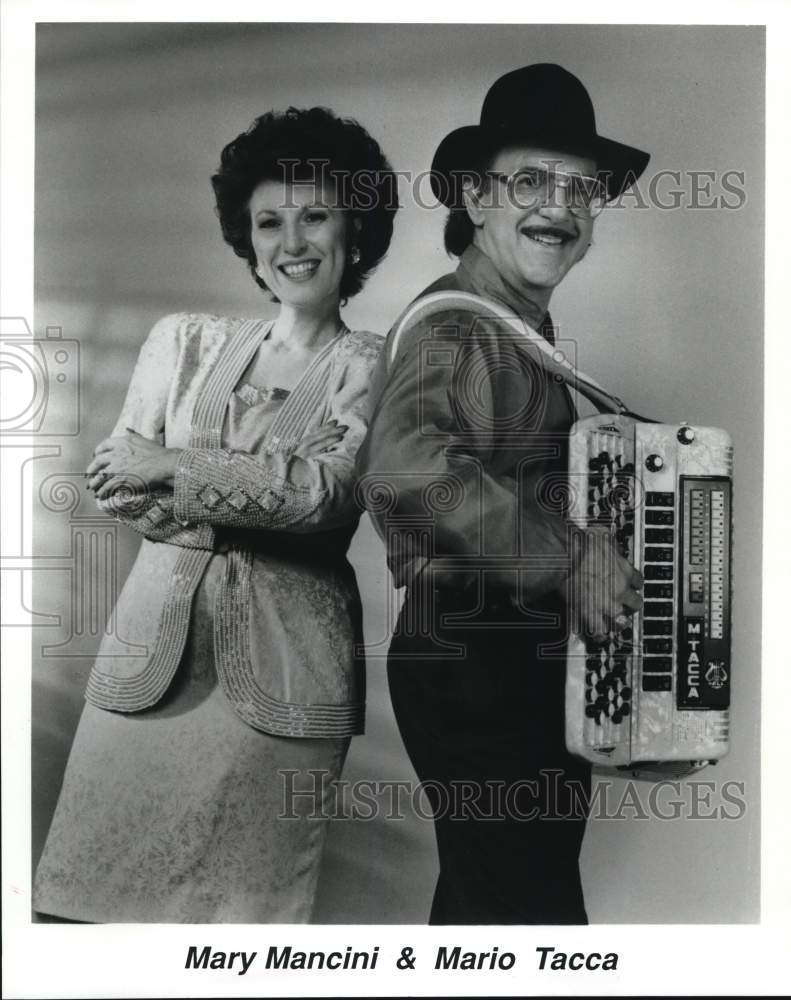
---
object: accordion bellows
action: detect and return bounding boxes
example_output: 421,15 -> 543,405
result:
565,415 -> 733,777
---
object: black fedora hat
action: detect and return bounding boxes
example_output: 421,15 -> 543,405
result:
430,63 -> 650,208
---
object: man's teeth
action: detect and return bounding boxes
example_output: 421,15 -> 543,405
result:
525,231 -> 569,246
280,261 -> 319,277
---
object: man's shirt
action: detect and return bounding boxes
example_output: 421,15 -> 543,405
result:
357,244 -> 579,601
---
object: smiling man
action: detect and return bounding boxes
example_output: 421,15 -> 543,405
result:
358,64 -> 650,925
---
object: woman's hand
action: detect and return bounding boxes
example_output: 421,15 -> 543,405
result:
86,429 -> 180,499
293,420 -> 347,459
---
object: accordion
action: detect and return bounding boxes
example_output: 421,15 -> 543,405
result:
565,414 -> 733,778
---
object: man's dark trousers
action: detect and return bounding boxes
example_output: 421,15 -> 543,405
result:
388,582 -> 591,925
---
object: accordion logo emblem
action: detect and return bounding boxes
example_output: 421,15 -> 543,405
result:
705,661 -> 728,690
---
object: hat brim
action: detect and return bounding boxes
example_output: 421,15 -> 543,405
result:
430,124 -> 650,208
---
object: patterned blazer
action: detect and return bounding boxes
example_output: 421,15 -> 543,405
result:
85,312 -> 382,738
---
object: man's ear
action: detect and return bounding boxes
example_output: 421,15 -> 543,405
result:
462,183 -> 486,227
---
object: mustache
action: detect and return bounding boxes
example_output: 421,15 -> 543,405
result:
520,225 -> 577,240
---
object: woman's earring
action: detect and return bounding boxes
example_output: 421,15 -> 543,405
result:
350,245 -> 361,265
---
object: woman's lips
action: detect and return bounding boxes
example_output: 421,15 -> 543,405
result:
278,260 -> 320,280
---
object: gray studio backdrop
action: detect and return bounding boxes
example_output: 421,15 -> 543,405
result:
32,23 -> 763,922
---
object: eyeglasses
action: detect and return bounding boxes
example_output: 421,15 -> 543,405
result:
487,166 -> 608,218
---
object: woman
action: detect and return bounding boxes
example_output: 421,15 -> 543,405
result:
33,106 -> 397,923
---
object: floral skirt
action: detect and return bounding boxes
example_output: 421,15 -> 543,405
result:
33,600 -> 348,923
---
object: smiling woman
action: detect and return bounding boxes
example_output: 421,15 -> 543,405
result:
32,107 -> 398,924
213,106 -> 396,303
250,179 -> 351,316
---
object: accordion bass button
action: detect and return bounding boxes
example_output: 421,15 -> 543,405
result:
677,425 -> 695,444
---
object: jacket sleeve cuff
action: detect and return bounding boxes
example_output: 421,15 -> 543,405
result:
97,487 -> 213,547
173,447 -> 325,528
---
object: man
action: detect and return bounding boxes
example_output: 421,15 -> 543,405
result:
357,64 -> 649,924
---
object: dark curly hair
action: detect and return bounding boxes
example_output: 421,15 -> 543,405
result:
444,206 -> 478,258
441,152 -> 494,258
212,107 -> 398,301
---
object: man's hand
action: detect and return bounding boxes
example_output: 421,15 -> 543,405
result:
86,430 -> 179,499
570,525 -> 643,643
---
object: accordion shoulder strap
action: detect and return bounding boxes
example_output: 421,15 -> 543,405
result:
387,289 -> 647,419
